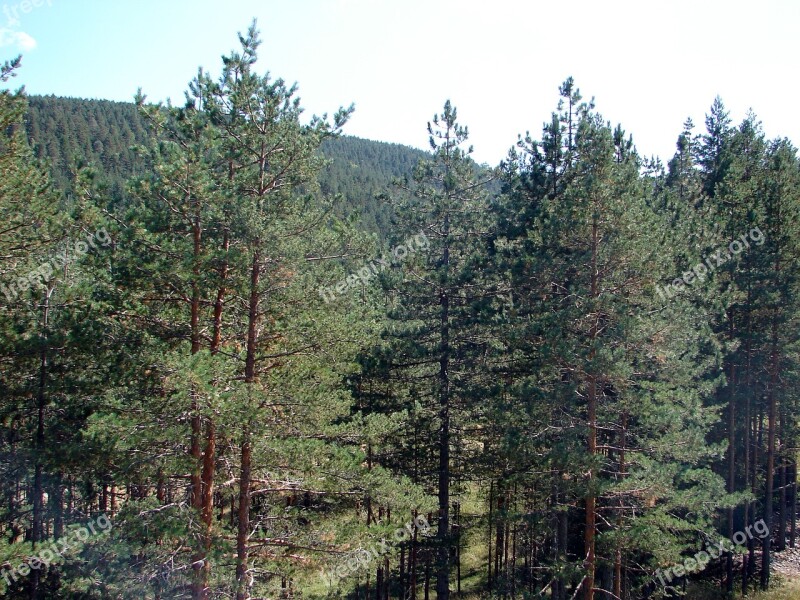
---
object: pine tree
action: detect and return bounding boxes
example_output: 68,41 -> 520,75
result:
122,76 -> 227,599
755,137 -> 800,590
365,100 -> 496,600
495,81 -> 731,599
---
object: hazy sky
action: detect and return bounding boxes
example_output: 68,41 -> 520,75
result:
1,0 -> 797,165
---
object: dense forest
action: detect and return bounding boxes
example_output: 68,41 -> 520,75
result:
2,22 -> 800,600
23,95 -> 428,239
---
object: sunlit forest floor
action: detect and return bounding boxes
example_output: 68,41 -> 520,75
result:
687,577 -> 800,599
449,514 -> 800,600
686,547 -> 800,599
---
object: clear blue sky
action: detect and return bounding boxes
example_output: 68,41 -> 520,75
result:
2,0 -> 798,165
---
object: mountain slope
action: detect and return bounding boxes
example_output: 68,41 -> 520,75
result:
23,95 -> 428,237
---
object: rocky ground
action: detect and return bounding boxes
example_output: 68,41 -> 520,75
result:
769,546 -> 800,580
687,544 -> 800,599
743,546 -> 800,599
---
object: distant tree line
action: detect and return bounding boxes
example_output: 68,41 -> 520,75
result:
23,94 -> 427,239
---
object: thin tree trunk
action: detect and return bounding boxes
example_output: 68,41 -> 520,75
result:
791,462 -> 797,548
190,216 -> 205,600
585,383 -> 597,600
495,491 -> 503,581
751,401 -> 764,587
236,247 -> 261,600
488,480 -> 493,590
436,213 -> 451,600
384,555 -> 390,600
779,409 -> 787,552
199,420 -> 216,599
454,502 -> 461,595
557,484 -> 569,600
401,545 -> 406,600
511,507 -> 518,598
211,231 -> 229,353
31,288 -> 53,600
743,284 -> 754,595
726,359 -> 736,595
743,380 -> 752,593
424,549 -> 431,600
53,472 -> 63,539
761,317 -> 779,590
614,412 -> 627,600
411,509 -> 418,600
32,289 -> 49,545
236,430 -> 252,600
198,230 -> 228,600
504,511 -> 510,587
584,218 -> 600,600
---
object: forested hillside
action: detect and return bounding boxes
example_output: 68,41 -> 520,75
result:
23,95 -> 427,237
2,23 -> 800,600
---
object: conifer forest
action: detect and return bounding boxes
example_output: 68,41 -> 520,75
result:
3,17 -> 800,600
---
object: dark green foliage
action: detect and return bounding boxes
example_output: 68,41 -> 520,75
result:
23,95 -> 426,239
319,136 -> 428,236
25,96 -> 151,196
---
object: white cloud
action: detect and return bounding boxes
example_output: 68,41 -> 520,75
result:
0,27 -> 37,51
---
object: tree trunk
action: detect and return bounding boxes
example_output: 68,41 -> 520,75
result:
424,549 -> 431,600
197,230 -> 227,600
751,401 -> 764,587
400,545 -> 406,600
31,287 -> 52,600
726,360 -> 736,595
791,462 -> 797,548
495,491 -> 504,581
584,218 -> 600,600
743,287 -> 754,595
614,412 -> 627,600
190,216 -> 205,600
411,509 -> 418,600
761,318 -> 779,590
585,395 -> 597,600
511,505 -> 517,598
743,381 -> 752,594
488,480 -> 493,590
198,420 -> 216,599
384,555 -> 390,600
436,215 -> 451,600
236,430 -> 252,600
456,502 -> 462,595
53,472 -> 63,539
779,409 -> 787,552
236,247 -> 261,600
211,231 -> 229,353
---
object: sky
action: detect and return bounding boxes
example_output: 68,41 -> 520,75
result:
1,0 -> 798,165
